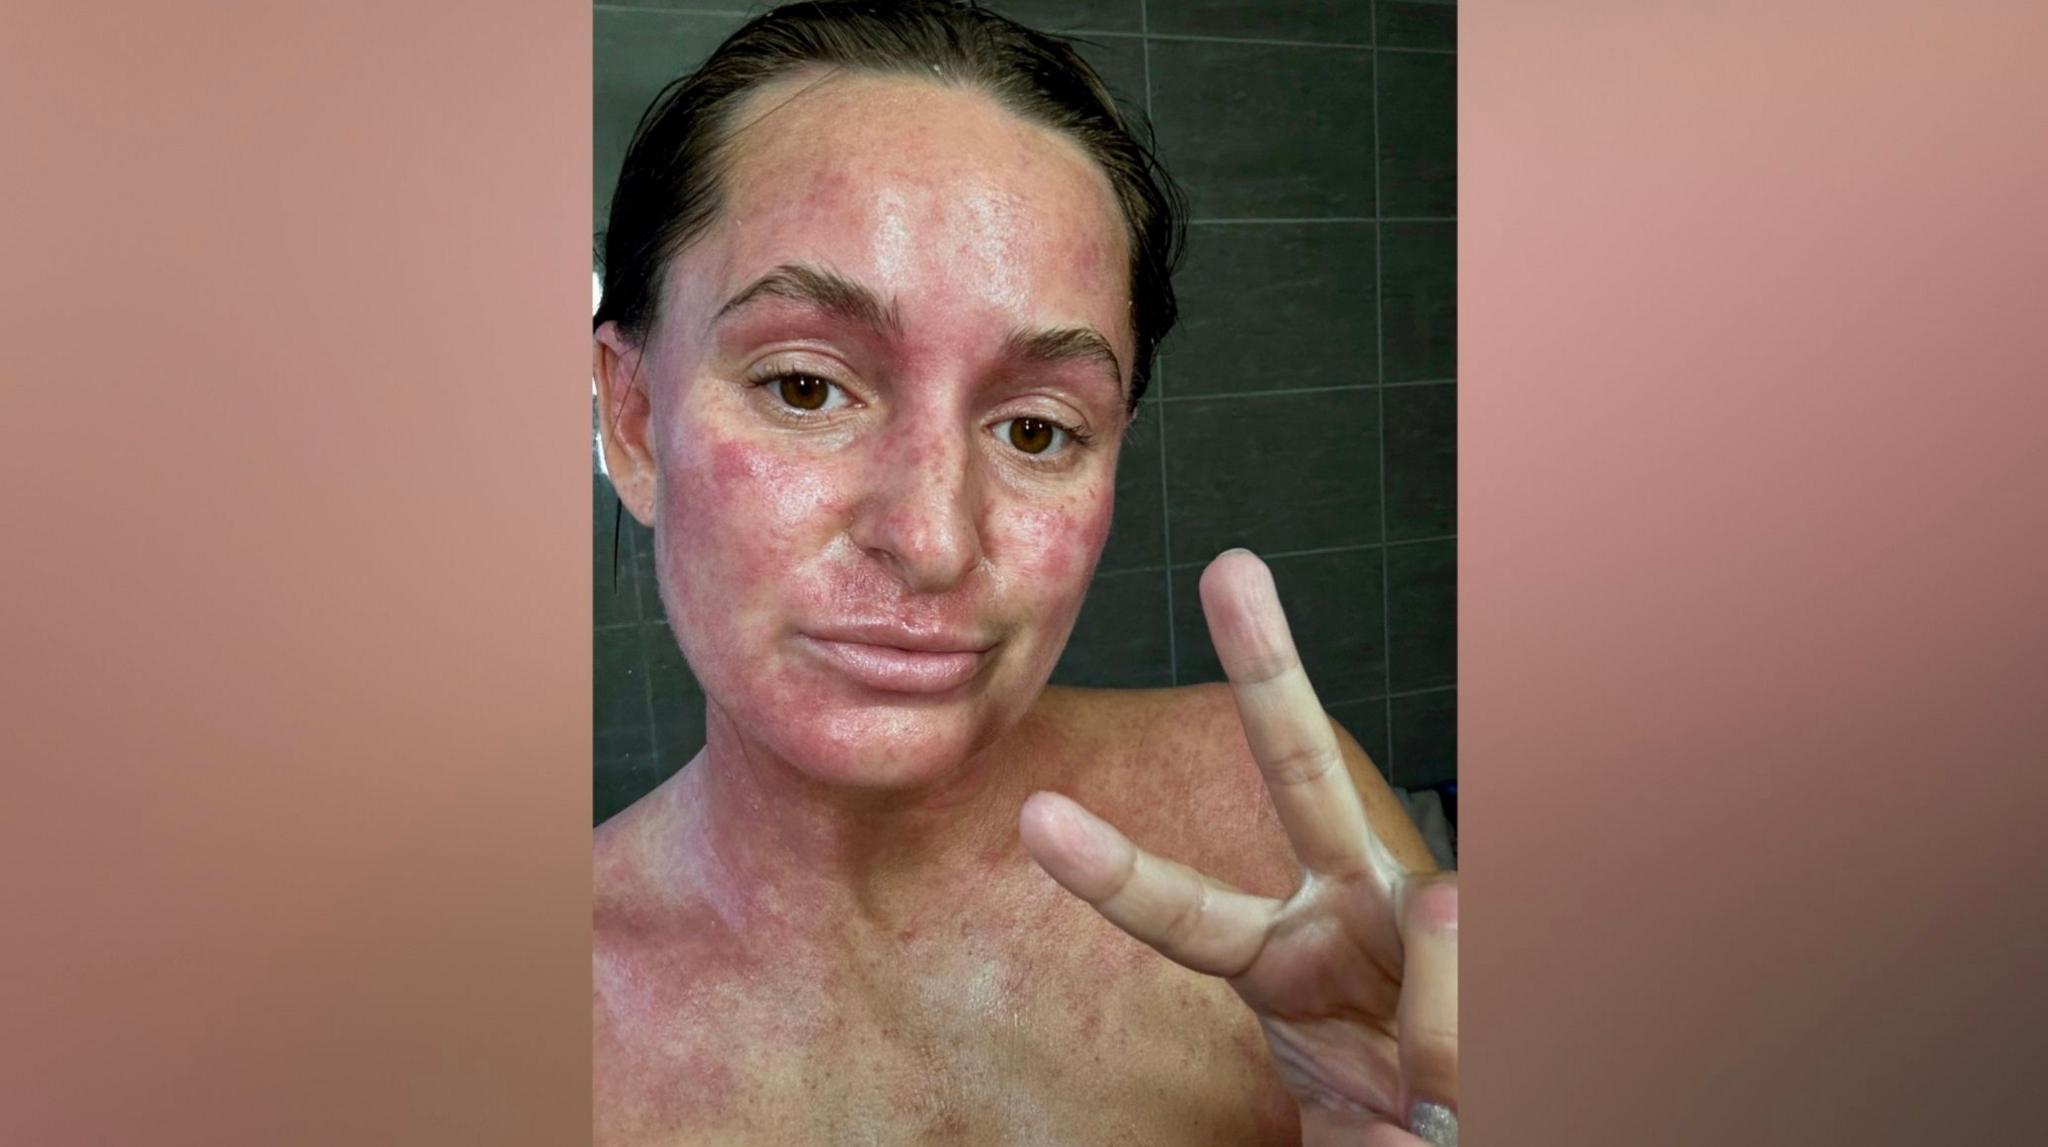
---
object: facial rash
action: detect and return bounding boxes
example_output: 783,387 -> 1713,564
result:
635,73 -> 1133,795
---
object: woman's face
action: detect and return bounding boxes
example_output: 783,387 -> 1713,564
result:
611,73 -> 1135,789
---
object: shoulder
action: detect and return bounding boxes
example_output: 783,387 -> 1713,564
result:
594,797 -> 658,932
1041,684 -> 1436,888
592,785 -> 743,1124
593,779 -> 702,1004
1038,684 -> 1298,897
593,763 -> 702,928
593,804 -> 659,1033
1045,679 -> 1379,791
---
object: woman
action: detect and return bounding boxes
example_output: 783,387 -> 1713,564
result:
592,3 -> 1458,1143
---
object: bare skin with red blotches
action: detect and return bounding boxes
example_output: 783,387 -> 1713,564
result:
596,686 -> 1366,1145
592,73 -> 1439,1145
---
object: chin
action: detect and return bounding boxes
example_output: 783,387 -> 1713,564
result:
713,650 -> 1043,792
774,696 -> 1007,791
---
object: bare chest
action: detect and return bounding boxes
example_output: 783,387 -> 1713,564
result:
595,905 -> 1298,1146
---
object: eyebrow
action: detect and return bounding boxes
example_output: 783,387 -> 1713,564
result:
1002,325 -> 1125,394
715,263 -> 902,335
716,261 -> 1126,397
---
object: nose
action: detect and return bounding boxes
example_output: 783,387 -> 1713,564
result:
847,417 -> 985,594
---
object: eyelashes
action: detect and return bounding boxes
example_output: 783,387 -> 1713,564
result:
747,370 -> 1093,461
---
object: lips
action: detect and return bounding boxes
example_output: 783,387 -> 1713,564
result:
798,625 -> 994,694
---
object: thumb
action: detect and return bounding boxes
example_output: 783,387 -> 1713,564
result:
1397,875 -> 1459,1144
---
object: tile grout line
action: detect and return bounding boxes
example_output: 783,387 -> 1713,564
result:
631,518 -> 662,769
1154,379 -> 1454,403
1250,536 -> 1453,563
587,8 -> 1458,56
1158,406 -> 1178,684
1371,0 -> 1398,783
1142,0 -> 1177,687
1199,540 -> 1388,566
1062,28 -> 1450,53
1139,0 -> 1153,122
1187,217 -> 1453,225
1385,683 -> 1458,701
598,486 -> 640,776
1325,683 -> 1458,708
1156,380 -> 1179,686
591,4 -> 761,16
1164,383 -> 1374,402
1093,531 -> 1460,580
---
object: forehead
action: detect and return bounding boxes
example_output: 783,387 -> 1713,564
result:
671,71 -> 1133,361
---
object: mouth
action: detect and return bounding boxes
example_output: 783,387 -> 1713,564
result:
798,627 -> 995,695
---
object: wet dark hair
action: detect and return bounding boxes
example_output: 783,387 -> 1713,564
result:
594,0 -> 1185,410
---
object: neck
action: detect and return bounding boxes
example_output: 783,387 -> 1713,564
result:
671,695 -> 1059,940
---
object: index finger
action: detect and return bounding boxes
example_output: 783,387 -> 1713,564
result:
1200,549 -> 1381,877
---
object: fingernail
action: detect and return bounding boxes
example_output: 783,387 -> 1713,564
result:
1409,1101 -> 1458,1147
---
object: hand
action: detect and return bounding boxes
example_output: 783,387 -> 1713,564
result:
1020,550 -> 1458,1146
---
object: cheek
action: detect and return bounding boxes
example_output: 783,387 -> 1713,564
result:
992,481 -> 1115,603
683,435 -> 841,528
658,433 -> 852,617
703,437 -> 846,527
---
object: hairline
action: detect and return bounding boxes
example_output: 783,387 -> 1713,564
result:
638,64 -> 1146,410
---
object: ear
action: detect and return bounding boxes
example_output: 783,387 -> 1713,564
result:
594,321 -> 658,528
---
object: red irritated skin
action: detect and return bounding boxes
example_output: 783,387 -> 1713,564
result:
595,70 -> 1138,922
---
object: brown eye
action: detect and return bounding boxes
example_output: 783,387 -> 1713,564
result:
777,375 -> 832,411
1006,417 -> 1059,455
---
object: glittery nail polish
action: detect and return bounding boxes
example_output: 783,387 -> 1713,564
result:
1409,1100 -> 1458,1147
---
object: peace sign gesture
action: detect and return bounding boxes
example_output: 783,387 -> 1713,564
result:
1020,550 -> 1459,1146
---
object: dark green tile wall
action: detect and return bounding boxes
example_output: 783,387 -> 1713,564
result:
1163,388 -> 1383,558
1099,398 -> 1167,572
594,0 -> 1456,822
987,1 -> 1144,34
1148,38 -> 1376,219
1385,538 -> 1455,691
1148,0 -> 1372,44
1381,221 -> 1457,380
1388,686 -> 1455,787
1376,48 -> 1456,217
593,10 -> 740,240
1049,567 -> 1177,688
1383,381 -> 1456,540
1165,222 -> 1379,395
1375,1 -> 1456,51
